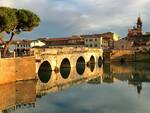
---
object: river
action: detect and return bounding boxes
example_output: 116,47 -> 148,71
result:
1,62 -> 150,113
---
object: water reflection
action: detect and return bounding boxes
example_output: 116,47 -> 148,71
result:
60,58 -> 71,79
0,80 -> 36,113
38,61 -> 52,83
98,56 -> 103,68
1,62 -> 150,113
36,64 -> 103,97
102,62 -> 150,94
76,56 -> 85,75
0,65 -> 103,113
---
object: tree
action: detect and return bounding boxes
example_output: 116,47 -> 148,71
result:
0,7 -> 40,57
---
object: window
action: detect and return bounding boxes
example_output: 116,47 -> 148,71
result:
95,39 -> 97,41
90,44 -> 92,47
95,44 -> 97,47
86,39 -> 88,42
89,39 -> 93,41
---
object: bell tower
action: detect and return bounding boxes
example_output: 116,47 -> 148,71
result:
127,16 -> 143,38
137,16 -> 142,29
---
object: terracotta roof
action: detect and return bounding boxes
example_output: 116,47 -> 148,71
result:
46,37 -> 69,41
11,40 -> 32,44
45,36 -> 83,41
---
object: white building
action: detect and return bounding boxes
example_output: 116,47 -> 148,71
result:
30,40 -> 45,48
81,35 -> 103,48
9,40 -> 31,56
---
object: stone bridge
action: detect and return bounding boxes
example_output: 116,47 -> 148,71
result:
32,47 -> 103,88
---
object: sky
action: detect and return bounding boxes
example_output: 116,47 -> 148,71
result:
1,0 -> 150,39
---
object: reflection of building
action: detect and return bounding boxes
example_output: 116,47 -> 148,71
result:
128,73 -> 143,95
103,62 -> 150,94
102,74 -> 114,83
88,76 -> 103,84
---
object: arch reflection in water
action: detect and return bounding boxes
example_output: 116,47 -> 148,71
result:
88,55 -> 95,72
60,58 -> 71,79
98,56 -> 103,68
76,56 -> 85,75
38,61 -> 52,83
36,65 -> 103,96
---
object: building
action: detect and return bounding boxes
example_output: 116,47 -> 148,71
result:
42,35 -> 84,48
81,32 -> 120,50
127,17 -> 143,39
125,16 -> 150,51
114,38 -> 133,50
9,40 -> 31,56
30,40 -> 45,48
81,34 -> 102,48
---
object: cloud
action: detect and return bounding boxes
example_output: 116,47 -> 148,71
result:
0,0 -> 150,39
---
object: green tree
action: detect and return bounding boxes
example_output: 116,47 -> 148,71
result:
0,7 -> 40,57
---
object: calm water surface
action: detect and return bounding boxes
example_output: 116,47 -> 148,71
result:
1,62 -> 150,113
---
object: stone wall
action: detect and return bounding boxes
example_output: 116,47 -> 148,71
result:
0,56 -> 36,84
104,50 -> 150,62
135,53 -> 150,62
111,50 -> 135,62
103,50 -> 135,62
15,57 -> 36,81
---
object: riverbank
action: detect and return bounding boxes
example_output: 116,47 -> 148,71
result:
103,50 -> 150,63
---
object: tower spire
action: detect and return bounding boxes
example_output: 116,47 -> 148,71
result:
137,16 -> 142,29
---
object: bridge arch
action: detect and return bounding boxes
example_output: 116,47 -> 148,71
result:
38,60 -> 52,83
60,58 -> 71,79
87,55 -> 95,72
76,56 -> 85,75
